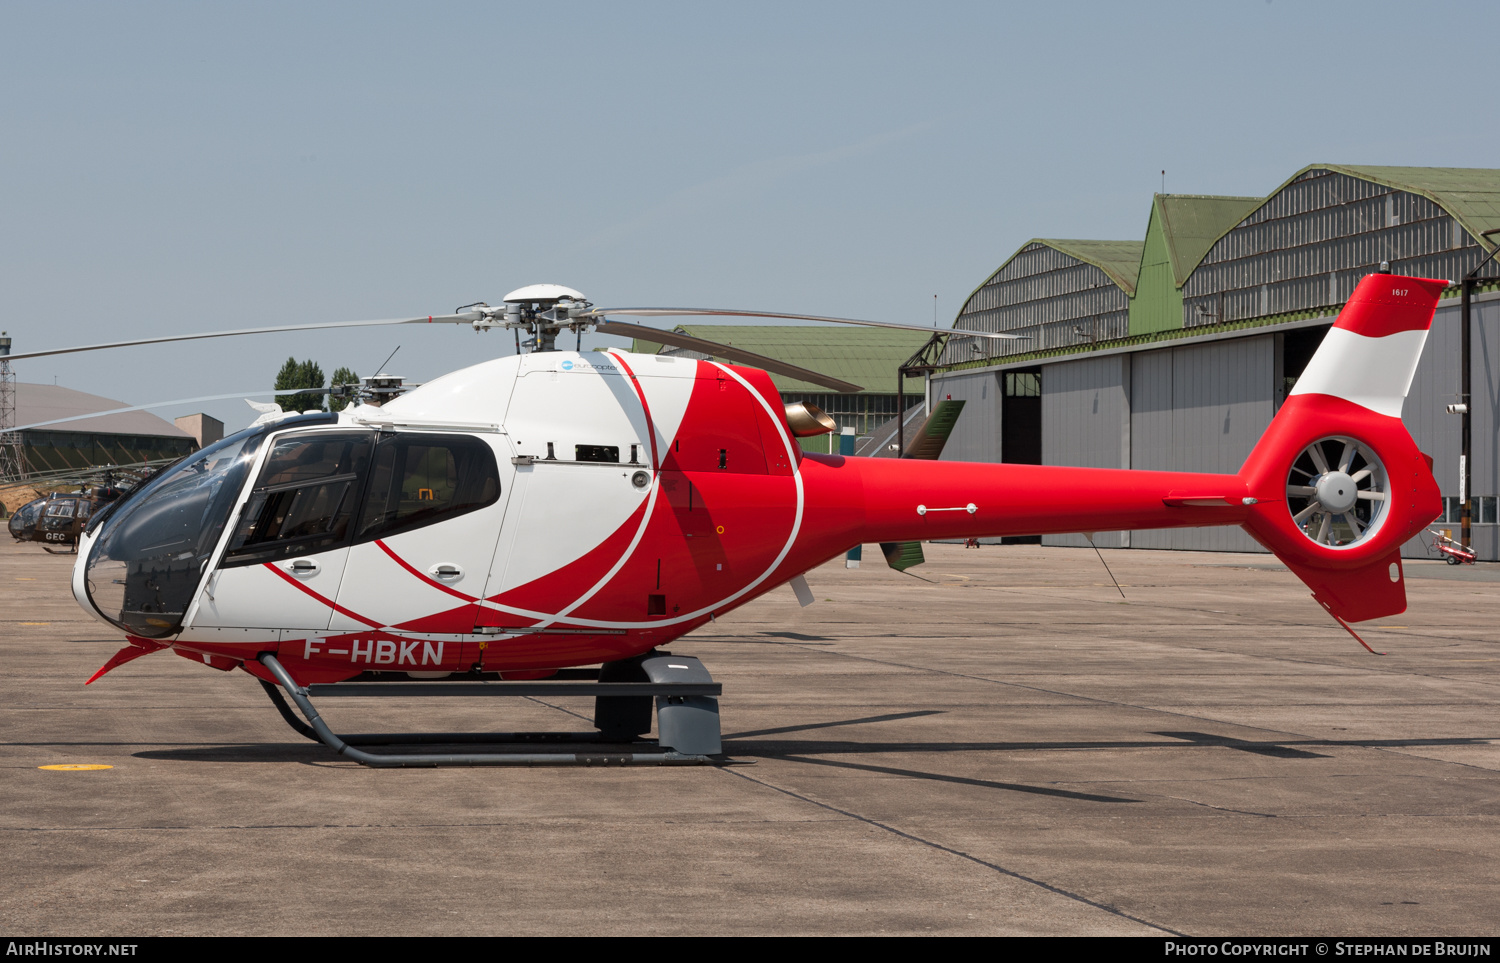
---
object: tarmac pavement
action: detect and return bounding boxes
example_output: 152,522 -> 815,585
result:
1,536 -> 1496,936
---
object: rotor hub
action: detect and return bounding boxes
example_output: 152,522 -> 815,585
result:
1313,471 -> 1358,514
502,284 -> 586,304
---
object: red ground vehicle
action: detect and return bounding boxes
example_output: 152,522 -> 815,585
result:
1428,528 -> 1477,565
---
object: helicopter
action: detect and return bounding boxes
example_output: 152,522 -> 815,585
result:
10,276 -> 1445,765
6,466 -> 152,553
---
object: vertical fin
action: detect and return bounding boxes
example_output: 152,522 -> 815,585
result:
881,540 -> 927,572
901,399 -> 966,460
1238,273 -> 1445,624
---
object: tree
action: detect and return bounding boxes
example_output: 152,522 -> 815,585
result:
328,366 -> 360,412
274,357 -> 327,413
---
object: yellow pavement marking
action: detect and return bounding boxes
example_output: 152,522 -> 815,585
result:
15,578 -> 35,581
39,764 -> 113,771
20,622 -> 50,626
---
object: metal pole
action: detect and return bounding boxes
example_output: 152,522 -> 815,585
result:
1459,228 -> 1500,553
1462,277 -> 1472,551
896,369 -> 904,456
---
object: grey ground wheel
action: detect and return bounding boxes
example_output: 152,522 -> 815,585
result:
1285,436 -> 1388,549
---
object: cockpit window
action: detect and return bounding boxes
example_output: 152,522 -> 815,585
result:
78,419 -> 499,639
222,432 -> 373,565
355,434 -> 500,542
8,497 -> 44,538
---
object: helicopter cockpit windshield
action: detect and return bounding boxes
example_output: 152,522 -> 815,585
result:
80,413 -> 335,638
8,497 -> 46,539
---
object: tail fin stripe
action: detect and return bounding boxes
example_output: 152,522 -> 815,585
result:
1286,327 -> 1427,419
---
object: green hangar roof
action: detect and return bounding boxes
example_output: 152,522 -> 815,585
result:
1175,165 -> 1500,274
1130,194 -> 1263,336
1150,194 -> 1264,286
1291,164 -> 1500,250
629,325 -> 932,394
1020,239 -> 1145,295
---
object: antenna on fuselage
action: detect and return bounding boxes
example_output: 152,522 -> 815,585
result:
370,345 -> 401,379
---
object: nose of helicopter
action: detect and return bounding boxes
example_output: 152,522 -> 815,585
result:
72,425 -> 267,639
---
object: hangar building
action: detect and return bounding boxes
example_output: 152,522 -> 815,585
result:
11,382 -> 198,476
930,165 -> 1500,558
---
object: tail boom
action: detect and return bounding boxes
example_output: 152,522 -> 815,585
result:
804,454 -> 1250,544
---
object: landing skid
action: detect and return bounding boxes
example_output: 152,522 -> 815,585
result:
258,652 -> 723,767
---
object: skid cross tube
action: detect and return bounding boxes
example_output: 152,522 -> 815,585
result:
257,654 -> 718,767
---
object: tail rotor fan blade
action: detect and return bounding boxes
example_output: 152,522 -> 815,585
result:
1285,435 -> 1389,549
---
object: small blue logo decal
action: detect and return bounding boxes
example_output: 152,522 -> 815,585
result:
561,360 -> 574,371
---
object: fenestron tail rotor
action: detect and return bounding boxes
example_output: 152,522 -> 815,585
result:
1285,436 -> 1389,549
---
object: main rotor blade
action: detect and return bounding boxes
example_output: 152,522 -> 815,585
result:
13,387 -> 334,431
5,315 -> 469,362
593,320 -> 864,393
3,457 -> 179,488
586,307 -> 1026,341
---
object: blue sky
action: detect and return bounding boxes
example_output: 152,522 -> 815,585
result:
4,1 -> 1498,431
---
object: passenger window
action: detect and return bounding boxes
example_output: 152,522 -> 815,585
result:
223,432 -> 374,565
356,434 -> 500,542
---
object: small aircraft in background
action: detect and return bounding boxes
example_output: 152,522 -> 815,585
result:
6,468 -> 143,553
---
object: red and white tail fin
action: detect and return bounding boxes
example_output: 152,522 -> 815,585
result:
1237,273 -> 1446,622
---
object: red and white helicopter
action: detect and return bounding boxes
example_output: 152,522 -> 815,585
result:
16,274 -> 1445,764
